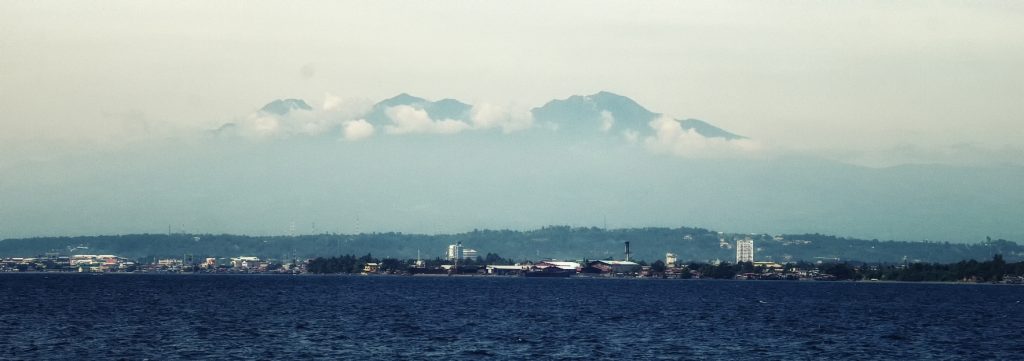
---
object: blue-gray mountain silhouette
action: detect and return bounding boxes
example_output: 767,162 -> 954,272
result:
240,92 -> 743,140
531,91 -> 744,139
679,119 -> 746,140
260,99 -> 313,116
363,93 -> 472,126
531,91 -> 657,134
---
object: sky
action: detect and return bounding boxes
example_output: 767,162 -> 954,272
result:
2,1 -> 1023,167
1,1 -> 1024,240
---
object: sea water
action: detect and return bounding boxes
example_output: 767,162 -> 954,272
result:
1,274 -> 1022,360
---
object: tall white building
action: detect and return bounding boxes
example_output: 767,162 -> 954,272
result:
446,242 -> 463,261
446,242 -> 479,261
665,253 -> 677,268
736,239 -> 754,263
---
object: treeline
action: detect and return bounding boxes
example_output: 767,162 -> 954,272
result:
681,255 -> 1024,282
857,255 -> 1024,282
306,254 -> 405,274
1,226 -> 1021,263
305,252 -> 518,274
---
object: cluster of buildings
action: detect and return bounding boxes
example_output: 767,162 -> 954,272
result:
416,238 -> 768,278
0,254 -> 136,273
0,254 -> 303,274
144,256 -> 303,273
423,241 -> 650,277
478,260 -> 644,277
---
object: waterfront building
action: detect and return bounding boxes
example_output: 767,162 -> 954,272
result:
446,242 -> 463,261
534,261 -> 581,272
666,253 -> 677,268
231,256 -> 261,269
486,265 -> 526,275
157,258 -> 183,268
586,260 -> 642,275
753,261 -> 783,270
446,242 -> 479,261
736,239 -> 754,263
362,263 -> 379,273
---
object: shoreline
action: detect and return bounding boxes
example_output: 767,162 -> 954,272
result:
1,271 -> 1018,286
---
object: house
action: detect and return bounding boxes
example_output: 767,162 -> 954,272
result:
486,265 -> 526,275
362,263 -> 380,273
231,256 -> 261,269
533,261 -> 581,272
586,260 -> 642,275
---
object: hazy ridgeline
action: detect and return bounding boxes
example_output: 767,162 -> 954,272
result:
1,227 -> 1020,264
2,132 -> 1023,243
2,92 -> 1022,244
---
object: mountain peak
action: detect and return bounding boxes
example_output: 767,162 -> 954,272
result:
590,90 -> 627,99
364,93 -> 472,125
679,119 -> 745,140
379,93 -> 428,107
260,99 -> 312,116
532,91 -> 658,134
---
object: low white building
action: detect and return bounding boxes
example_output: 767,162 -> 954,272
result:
486,265 -> 527,275
588,260 -> 642,274
534,261 -> 581,271
231,256 -> 261,269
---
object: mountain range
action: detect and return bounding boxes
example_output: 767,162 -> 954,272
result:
231,91 -> 745,140
1,92 -> 1021,244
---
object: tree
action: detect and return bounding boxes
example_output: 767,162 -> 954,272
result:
990,254 -> 1006,281
821,263 -> 856,280
651,260 -> 666,274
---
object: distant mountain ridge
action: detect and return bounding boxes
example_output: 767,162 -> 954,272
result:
362,93 -> 473,126
679,119 -> 745,140
531,91 -> 658,135
243,91 -> 745,140
260,98 -> 312,116
530,91 -> 745,139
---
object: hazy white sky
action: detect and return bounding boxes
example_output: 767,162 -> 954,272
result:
2,1 -> 1023,166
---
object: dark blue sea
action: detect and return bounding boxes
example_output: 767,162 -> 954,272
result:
1,274 -> 1022,360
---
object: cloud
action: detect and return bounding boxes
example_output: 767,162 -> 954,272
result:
622,129 -> 640,143
240,107 -> 334,138
228,94 -> 373,139
342,119 -> 375,141
322,93 -> 342,111
599,111 -> 614,132
247,114 -> 282,137
228,96 -> 534,140
469,103 -> 533,133
644,116 -> 761,158
384,105 -> 470,135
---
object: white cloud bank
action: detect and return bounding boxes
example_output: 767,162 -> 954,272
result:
469,103 -> 533,133
643,116 -> 761,158
599,111 -> 615,132
232,93 -> 374,140
229,94 -> 538,139
383,103 -> 533,135
236,109 -> 337,138
342,119 -> 375,141
384,105 -> 471,135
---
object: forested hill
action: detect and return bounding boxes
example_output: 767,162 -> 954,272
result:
1,226 -> 1020,263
